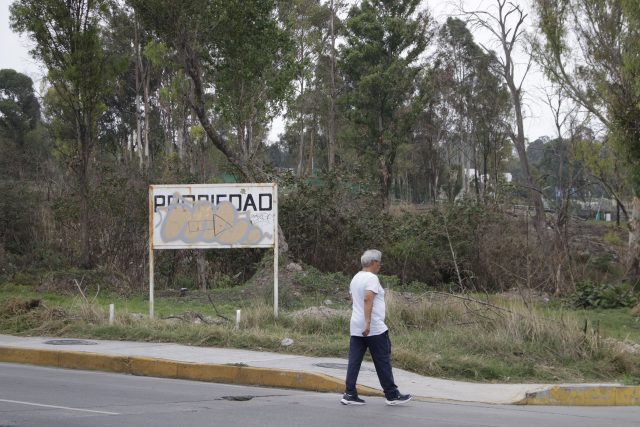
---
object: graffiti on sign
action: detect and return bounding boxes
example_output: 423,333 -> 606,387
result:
159,194 -> 266,245
151,185 -> 276,249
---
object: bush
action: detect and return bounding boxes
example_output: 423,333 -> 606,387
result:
281,177 -> 541,291
279,173 -> 387,273
569,282 -> 638,309
0,181 -> 40,255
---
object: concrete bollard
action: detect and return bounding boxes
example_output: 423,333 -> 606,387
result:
235,309 -> 241,330
109,304 -> 115,325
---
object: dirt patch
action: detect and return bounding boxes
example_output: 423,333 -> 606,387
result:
496,288 -> 551,304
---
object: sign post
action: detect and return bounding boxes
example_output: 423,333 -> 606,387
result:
273,184 -> 278,317
149,183 -> 279,318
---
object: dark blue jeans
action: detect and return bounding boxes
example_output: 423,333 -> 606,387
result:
345,330 -> 398,399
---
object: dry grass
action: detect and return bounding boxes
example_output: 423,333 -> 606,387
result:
1,290 -> 638,383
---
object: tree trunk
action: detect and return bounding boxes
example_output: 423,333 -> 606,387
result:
180,38 -> 289,254
306,121 -> 315,176
297,80 -> 305,177
627,195 -> 640,280
379,156 -> 392,210
134,18 -> 144,169
144,70 -> 151,169
78,117 -> 92,269
196,251 -> 208,290
328,0 -> 337,171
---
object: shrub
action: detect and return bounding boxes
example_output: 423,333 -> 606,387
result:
279,173 -> 387,273
569,282 -> 637,309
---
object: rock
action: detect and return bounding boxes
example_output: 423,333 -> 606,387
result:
323,299 -> 333,306
281,337 -> 294,347
129,313 -> 145,321
286,262 -> 302,272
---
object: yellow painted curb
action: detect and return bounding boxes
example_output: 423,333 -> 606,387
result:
0,346 -> 382,396
518,385 -> 640,406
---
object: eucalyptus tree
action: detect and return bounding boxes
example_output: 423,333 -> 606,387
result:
10,0 -> 124,268
131,0 -> 297,183
533,0 -> 640,275
340,0 -> 431,210
281,0 -> 331,177
433,17 -> 510,202
326,0 -> 344,171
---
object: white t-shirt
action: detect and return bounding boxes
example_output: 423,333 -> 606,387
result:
349,271 -> 388,337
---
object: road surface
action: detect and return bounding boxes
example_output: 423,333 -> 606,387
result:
1,363 -> 639,427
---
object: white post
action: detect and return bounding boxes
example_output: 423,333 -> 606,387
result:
109,304 -> 115,325
149,186 -> 155,318
235,309 -> 241,329
274,183 -> 279,317
149,248 -> 154,318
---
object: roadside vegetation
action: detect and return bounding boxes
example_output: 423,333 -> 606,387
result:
2,261 -> 639,385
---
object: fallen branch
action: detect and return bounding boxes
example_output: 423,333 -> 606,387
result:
162,312 -> 217,325
423,290 -> 517,316
207,294 -> 232,322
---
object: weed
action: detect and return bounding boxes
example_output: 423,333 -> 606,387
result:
569,282 -> 637,309
603,230 -> 623,246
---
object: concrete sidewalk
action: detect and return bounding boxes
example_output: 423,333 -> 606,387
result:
0,334 -> 638,406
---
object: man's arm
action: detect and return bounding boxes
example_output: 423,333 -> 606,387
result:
362,290 -> 375,337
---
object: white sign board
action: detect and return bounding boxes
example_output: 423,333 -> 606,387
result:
150,183 -> 276,249
148,183 -> 279,318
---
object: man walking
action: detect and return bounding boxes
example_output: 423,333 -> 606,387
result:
341,249 -> 411,406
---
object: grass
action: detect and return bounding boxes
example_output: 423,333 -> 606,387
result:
1,280 -> 639,384
571,308 -> 640,342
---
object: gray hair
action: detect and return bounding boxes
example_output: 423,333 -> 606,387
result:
361,249 -> 382,267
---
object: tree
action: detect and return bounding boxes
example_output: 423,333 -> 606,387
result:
432,17 -> 510,202
0,69 -> 40,147
327,0 -> 341,171
340,0 -> 431,209
0,69 -> 47,180
533,0 -> 640,276
281,0 -> 329,177
464,1 -> 547,233
11,0 -> 124,268
131,0 -> 297,184
0,69 -> 46,256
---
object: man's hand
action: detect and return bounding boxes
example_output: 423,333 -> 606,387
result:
362,323 -> 370,337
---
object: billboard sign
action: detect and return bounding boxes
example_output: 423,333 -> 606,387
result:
150,183 -> 276,249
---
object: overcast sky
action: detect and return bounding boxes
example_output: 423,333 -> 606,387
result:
0,0 -> 45,83
0,0 -> 557,141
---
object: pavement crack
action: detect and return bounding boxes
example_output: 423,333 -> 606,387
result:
217,394 -> 288,402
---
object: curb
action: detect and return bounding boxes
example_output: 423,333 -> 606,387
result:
2,346 -> 639,405
0,346 -> 382,397
517,385 -> 640,406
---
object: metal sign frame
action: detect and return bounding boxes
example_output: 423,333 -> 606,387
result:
149,183 -> 279,317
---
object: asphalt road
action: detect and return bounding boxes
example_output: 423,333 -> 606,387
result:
1,363 -> 639,427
